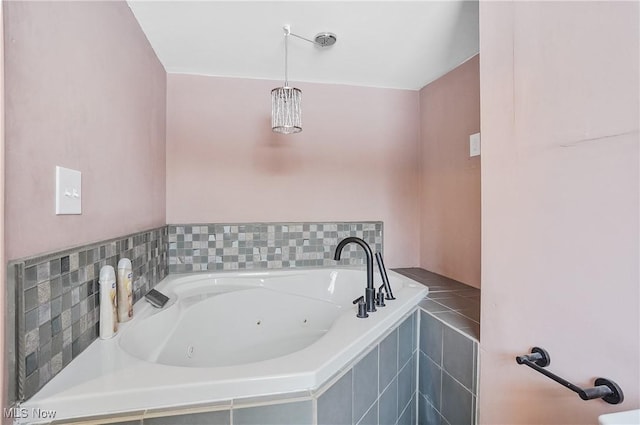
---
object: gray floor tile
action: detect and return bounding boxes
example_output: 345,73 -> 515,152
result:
457,323 -> 480,342
426,292 -> 459,300
452,289 -> 481,298
456,306 -> 481,323
433,296 -> 478,312
433,311 -> 477,330
419,299 -> 450,313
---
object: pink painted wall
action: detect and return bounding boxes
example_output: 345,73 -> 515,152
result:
419,56 -> 480,288
166,74 -> 421,267
479,2 -> 639,423
4,1 -> 166,260
0,0 -> 5,417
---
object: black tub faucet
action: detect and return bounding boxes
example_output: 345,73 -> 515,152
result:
334,237 -> 376,313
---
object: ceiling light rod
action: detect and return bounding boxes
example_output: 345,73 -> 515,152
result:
272,26 -> 336,134
283,25 -> 337,48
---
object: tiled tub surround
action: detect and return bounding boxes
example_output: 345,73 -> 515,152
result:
395,268 -> 480,425
22,267 -> 426,423
168,222 -> 383,273
33,312 -> 419,425
418,311 -> 478,425
317,312 -> 418,425
7,227 -> 169,402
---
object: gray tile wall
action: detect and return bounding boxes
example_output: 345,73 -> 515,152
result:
9,226 -> 168,402
168,222 -> 383,273
418,310 -> 478,425
317,312 -> 418,425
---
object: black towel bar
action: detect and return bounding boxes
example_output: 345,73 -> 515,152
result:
515,347 -> 624,405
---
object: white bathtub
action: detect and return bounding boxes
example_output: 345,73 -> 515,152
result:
21,267 -> 427,423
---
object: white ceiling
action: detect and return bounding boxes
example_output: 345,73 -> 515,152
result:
127,1 -> 479,90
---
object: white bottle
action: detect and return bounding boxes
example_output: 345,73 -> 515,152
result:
117,258 -> 133,322
99,265 -> 118,339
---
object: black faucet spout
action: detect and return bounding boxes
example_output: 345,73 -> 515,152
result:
334,237 -> 376,312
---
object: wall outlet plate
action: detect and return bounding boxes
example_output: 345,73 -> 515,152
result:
55,166 -> 82,215
469,133 -> 481,157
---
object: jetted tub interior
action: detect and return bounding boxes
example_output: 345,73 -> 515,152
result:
120,270 -> 366,367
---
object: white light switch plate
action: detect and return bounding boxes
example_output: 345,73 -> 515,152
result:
55,166 -> 82,215
469,132 -> 481,157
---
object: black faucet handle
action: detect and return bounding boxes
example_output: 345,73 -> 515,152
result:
352,296 -> 368,318
375,290 -> 386,307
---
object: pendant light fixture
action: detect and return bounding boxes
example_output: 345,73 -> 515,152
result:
271,26 -> 337,134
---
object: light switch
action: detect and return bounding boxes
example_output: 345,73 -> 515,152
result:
55,166 -> 82,215
469,132 -> 481,157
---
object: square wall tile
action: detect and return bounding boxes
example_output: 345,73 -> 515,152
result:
356,401 -> 377,425
419,351 -> 441,410
233,401 -> 312,425
318,371 -> 352,425
398,395 -> 416,425
443,325 -> 475,392
397,353 -> 416,416
441,372 -> 473,425
378,376 -> 397,425
353,348 -> 379,424
144,410 -> 230,425
398,314 -> 414,369
420,311 -> 443,365
418,395 -> 442,425
378,329 -> 398,392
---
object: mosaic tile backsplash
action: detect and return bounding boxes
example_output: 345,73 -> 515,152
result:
8,221 -> 383,404
168,222 -> 383,273
10,226 -> 168,401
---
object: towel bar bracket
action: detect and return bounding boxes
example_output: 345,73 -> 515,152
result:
594,378 -> 624,405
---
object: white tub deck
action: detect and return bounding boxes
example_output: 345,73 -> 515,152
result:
20,267 -> 426,423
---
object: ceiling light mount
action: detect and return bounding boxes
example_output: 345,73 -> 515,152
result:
286,26 -> 338,48
314,32 -> 337,47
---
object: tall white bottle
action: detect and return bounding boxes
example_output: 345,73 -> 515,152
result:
117,258 -> 133,322
99,265 -> 118,339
